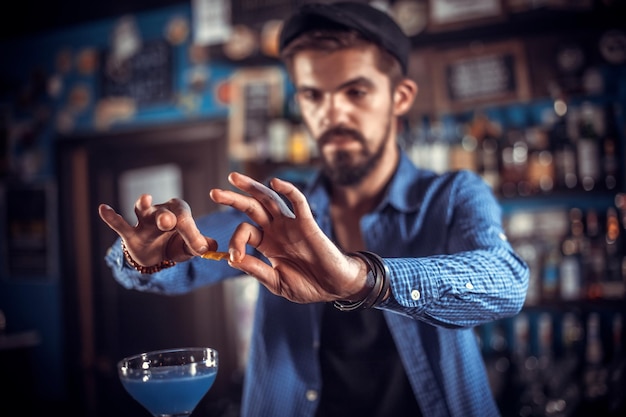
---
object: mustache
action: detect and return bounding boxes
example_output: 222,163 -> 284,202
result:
318,126 -> 366,147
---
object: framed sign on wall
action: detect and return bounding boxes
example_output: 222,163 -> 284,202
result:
431,39 -> 532,113
228,67 -> 285,161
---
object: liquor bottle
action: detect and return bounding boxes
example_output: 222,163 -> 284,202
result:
584,209 -> 605,300
546,312 -> 583,416
447,115 -> 478,173
581,312 -> 609,414
605,313 -> 626,414
602,206 -> 625,298
482,321 -> 513,408
549,100 -> 578,191
287,123 -> 311,164
560,208 -> 585,301
526,124 -> 555,195
410,115 -> 449,173
428,117 -> 450,174
268,118 -> 290,162
541,243 -> 561,302
499,107 -> 529,198
467,111 -> 501,191
600,103 -> 622,192
576,102 -> 602,192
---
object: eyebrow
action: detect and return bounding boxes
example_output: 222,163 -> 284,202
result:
296,76 -> 375,93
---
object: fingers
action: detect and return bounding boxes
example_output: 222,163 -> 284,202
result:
228,222 -> 263,261
101,195 -> 213,257
268,177 -> 312,220
223,221 -> 278,289
150,197 -> 210,254
210,172 -> 307,225
249,179 -> 295,219
98,204 -> 134,237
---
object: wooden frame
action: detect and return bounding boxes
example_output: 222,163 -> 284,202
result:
228,67 -> 284,161
431,39 -> 531,113
427,0 -> 506,32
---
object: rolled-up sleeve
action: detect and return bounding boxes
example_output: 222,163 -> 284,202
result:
377,170 -> 529,327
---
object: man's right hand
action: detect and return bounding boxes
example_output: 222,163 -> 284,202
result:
98,194 -> 218,268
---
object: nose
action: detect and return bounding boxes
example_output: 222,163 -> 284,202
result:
320,93 -> 348,128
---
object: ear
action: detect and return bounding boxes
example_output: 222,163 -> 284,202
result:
392,78 -> 418,117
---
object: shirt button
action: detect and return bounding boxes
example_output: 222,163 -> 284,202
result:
411,289 -> 421,300
498,232 -> 507,241
306,389 -> 318,402
465,282 -> 474,290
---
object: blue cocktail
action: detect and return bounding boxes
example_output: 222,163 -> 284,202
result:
118,347 -> 218,417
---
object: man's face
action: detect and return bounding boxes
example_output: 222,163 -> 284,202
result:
291,45 -> 395,185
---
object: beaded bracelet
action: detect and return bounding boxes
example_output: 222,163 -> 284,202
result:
121,240 -> 176,274
333,251 -> 389,311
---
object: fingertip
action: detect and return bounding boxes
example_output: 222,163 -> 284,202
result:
228,248 -> 242,263
137,194 -> 153,209
155,209 -> 177,231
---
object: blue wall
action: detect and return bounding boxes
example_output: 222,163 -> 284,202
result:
0,3 -> 245,402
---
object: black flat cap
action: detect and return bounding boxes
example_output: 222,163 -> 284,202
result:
279,1 -> 410,74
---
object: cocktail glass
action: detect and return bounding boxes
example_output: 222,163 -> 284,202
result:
118,347 -> 218,417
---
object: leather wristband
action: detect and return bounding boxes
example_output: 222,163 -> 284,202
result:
333,251 -> 389,312
121,240 -> 176,274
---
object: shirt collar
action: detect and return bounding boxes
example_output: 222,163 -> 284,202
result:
305,150 -> 429,216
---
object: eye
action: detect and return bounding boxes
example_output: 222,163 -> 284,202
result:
346,88 -> 367,99
299,89 -> 321,102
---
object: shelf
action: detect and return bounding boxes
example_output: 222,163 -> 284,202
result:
499,192 -> 621,214
410,6 -> 626,48
522,298 -> 626,313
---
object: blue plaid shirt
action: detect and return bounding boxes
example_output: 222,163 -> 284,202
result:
106,152 -> 529,417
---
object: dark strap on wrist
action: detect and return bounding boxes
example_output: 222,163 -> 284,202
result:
334,251 -> 390,312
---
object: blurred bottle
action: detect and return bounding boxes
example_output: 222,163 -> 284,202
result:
605,313 -> 626,415
467,111 -> 501,191
409,115 -> 449,173
287,123 -> 311,165
500,107 -> 530,198
526,123 -> 555,195
584,209 -> 605,300
576,102 -> 602,192
602,206 -> 625,299
268,118 -> 290,162
560,208 -> 585,301
600,103 -> 621,192
428,116 -> 450,174
483,321 -> 514,410
545,312 -> 583,417
581,312 -> 609,414
542,243 -> 561,302
447,114 -> 478,173
615,193 -> 626,288
549,99 -> 578,191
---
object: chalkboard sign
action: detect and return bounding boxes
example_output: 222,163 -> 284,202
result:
100,40 -> 173,105
228,67 -> 284,161
446,53 -> 516,102
432,40 -> 531,112
243,81 -> 271,145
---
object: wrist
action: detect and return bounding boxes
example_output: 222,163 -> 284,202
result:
346,255 -> 375,302
334,251 -> 390,311
121,240 -> 176,274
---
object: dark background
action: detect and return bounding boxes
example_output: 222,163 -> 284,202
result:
1,0 -> 187,41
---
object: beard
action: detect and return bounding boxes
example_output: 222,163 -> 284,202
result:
317,120 -> 391,186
